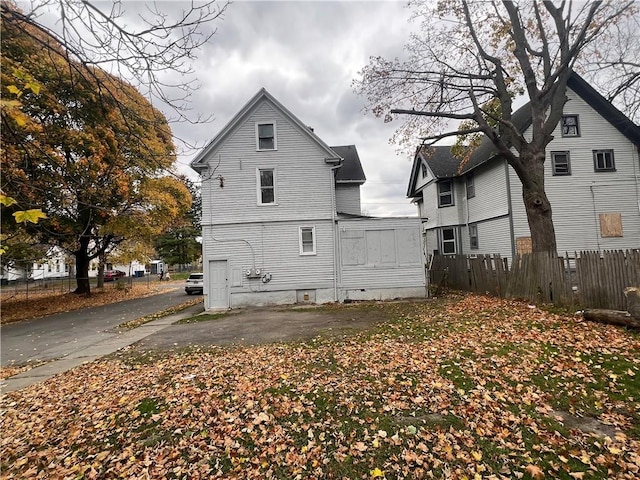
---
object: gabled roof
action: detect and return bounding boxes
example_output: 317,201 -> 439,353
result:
459,71 -> 640,175
406,71 -> 640,192
190,88 -> 342,172
330,145 -> 366,184
406,145 -> 455,198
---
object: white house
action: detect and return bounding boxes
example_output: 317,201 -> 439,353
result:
191,88 -> 426,309
407,72 -> 640,259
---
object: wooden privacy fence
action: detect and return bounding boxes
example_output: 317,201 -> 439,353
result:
429,250 -> 640,310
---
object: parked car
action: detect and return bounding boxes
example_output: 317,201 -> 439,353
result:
185,272 -> 204,295
104,270 -> 126,281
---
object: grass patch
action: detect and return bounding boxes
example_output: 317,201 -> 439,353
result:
175,311 -> 232,324
118,297 -> 203,330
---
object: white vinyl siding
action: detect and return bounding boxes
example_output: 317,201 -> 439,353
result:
202,221 -> 335,296
335,184 -> 362,215
201,101 -> 336,224
511,87 -> 640,253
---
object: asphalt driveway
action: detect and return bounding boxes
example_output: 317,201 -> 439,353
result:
130,304 -> 394,352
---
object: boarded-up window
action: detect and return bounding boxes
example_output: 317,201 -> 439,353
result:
599,213 -> 623,237
366,230 -> 396,265
341,230 -> 366,266
397,229 -> 422,265
516,237 -> 532,255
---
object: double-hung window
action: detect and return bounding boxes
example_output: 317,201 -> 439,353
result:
438,180 -> 454,207
593,149 -> 615,171
469,224 -> 479,250
551,151 -> 571,175
465,173 -> 475,199
561,115 -> 580,137
441,227 -> 457,254
256,122 -> 276,150
257,168 -> 276,205
299,226 -> 316,255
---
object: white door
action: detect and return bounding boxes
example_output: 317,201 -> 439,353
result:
208,260 -> 228,308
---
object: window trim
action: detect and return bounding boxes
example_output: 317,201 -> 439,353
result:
438,180 -> 454,208
561,114 -> 580,137
299,226 -> 316,256
551,151 -> 571,176
465,172 -> 475,199
256,122 -> 277,151
256,167 -> 277,205
593,149 -> 616,172
440,227 -> 457,255
469,224 -> 479,250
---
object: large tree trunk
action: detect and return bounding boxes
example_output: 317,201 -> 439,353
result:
516,151 -> 558,253
522,183 -> 557,253
74,235 -> 91,294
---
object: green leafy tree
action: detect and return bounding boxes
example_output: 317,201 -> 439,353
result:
154,178 -> 202,269
355,0 -> 637,253
1,9 -> 191,294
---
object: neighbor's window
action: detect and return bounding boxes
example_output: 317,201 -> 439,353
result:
593,149 -> 615,171
438,180 -> 454,207
561,115 -> 580,137
421,162 -> 428,178
256,122 -> 276,150
299,226 -> 316,255
469,224 -> 479,250
465,172 -> 475,199
441,227 -> 456,254
551,151 -> 571,176
257,168 -> 276,205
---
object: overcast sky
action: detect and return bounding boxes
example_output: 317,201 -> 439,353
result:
169,0 -> 420,217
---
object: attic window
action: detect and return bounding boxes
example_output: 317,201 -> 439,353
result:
561,115 -> 580,137
421,162 -> 428,178
256,122 -> 276,150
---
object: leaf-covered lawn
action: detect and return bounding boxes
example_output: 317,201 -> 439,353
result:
1,295 -> 639,479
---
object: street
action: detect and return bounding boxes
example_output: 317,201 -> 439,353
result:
1,286 -> 193,367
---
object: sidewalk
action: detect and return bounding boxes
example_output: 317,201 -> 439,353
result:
1,303 -> 204,394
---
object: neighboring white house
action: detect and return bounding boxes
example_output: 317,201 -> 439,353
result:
191,88 -> 426,310
407,72 -> 640,260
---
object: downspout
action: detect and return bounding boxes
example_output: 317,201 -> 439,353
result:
590,184 -> 602,253
504,159 -> 516,259
330,164 -> 342,302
